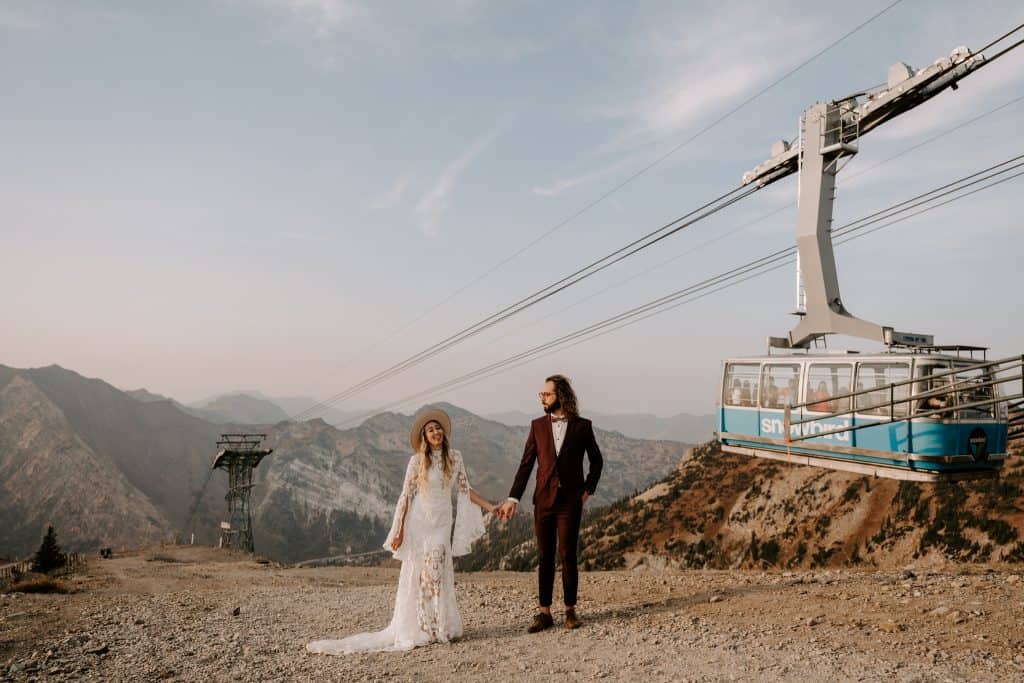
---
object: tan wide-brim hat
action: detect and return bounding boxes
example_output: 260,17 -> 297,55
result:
409,408 -> 453,451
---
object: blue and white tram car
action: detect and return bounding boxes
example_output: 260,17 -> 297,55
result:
718,350 -> 1010,481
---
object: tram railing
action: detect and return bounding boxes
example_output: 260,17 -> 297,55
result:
782,355 -> 1024,444
1008,401 -> 1024,444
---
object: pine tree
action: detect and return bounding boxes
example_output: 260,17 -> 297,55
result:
31,525 -> 66,573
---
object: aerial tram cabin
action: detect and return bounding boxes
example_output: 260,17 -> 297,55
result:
719,348 -> 1020,481
714,43 -> 1023,481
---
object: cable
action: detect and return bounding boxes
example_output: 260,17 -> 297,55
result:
301,144 -> 1021,425
333,155 -> 1024,424
289,0 -> 909,418
981,35 -> 1024,67
975,20 -> 1024,54
296,15 -> 1023,423
463,98 -> 1024,355
290,183 -> 761,420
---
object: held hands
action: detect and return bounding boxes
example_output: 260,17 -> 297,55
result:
493,495 -> 587,519
497,500 -> 518,520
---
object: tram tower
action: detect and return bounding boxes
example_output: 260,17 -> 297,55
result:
212,433 -> 273,553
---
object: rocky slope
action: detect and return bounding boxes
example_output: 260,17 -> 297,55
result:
467,440 -> 1024,572
4,546 -> 1023,682
587,441 -> 1024,570
0,376 -> 172,554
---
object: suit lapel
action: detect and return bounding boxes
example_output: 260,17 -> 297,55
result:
543,414 -> 557,459
554,416 -> 575,459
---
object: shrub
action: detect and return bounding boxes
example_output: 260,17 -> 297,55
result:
4,576 -> 69,594
31,525 -> 66,574
147,553 -> 183,563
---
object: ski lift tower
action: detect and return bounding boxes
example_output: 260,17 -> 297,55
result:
212,434 -> 272,553
740,45 -> 991,349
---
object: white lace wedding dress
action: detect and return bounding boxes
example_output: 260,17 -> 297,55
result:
307,449 -> 486,654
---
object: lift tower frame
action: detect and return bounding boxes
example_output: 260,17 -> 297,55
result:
741,45 -> 989,349
212,433 -> 273,553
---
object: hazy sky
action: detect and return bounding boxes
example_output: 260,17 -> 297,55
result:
3,0 -> 1023,420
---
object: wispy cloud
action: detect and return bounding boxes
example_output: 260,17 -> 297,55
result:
530,4 -> 811,198
260,0 -> 366,38
0,7 -> 46,31
370,173 -> 411,209
414,126 -> 502,237
532,152 -> 638,198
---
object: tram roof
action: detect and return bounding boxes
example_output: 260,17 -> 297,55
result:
724,346 -> 989,365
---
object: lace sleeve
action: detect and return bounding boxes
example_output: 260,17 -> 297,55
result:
383,455 -> 418,561
451,450 -> 485,556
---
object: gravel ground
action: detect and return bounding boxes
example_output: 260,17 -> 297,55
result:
2,546 -> 1023,682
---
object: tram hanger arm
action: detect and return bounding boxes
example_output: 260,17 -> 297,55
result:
742,45 -> 988,188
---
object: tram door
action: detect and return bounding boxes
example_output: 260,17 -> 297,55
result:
802,363 -> 855,445
854,361 -> 911,452
721,362 -> 761,435
913,360 -> 957,455
950,362 -> 1004,457
757,363 -> 801,441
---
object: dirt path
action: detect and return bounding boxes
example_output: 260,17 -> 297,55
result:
2,546 -> 1023,681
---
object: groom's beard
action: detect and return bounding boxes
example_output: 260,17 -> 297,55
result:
543,399 -> 561,414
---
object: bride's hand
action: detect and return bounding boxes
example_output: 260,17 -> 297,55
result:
390,533 -> 403,551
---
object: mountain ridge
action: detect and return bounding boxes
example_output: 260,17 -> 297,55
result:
0,364 -> 687,563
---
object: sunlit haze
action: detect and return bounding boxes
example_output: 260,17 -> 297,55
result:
3,0 -> 1022,419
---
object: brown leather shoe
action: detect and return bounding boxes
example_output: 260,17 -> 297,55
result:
564,608 -> 581,630
527,612 -> 554,633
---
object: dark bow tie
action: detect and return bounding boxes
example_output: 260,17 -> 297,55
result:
550,416 -> 568,423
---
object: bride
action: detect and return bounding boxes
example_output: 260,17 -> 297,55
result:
307,408 -> 496,654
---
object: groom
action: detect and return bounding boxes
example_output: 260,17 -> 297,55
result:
499,374 -> 603,632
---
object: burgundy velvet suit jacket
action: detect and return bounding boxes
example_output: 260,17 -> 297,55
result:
508,414 -> 603,513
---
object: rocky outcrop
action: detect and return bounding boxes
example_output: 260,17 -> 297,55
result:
0,376 -> 172,554
578,441 -> 1024,571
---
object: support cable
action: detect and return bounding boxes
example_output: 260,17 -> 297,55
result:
334,155 -> 1024,424
291,183 -> 761,420
289,0 -> 909,419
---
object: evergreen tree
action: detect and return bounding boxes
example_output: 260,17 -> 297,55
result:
31,525 -> 66,573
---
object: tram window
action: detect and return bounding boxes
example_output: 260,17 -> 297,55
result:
805,364 -> 852,413
953,365 -> 995,419
723,363 -> 760,407
760,364 -> 800,409
916,363 -> 954,415
855,363 -> 910,417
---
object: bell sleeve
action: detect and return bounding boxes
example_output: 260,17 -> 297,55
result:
451,450 -> 486,557
383,455 -> 418,561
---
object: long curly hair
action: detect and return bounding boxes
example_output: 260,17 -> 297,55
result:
546,373 -> 579,418
416,421 -> 452,490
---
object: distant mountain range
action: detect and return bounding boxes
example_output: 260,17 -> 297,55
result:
178,390 -> 715,445
182,391 -> 365,428
0,365 -> 689,563
485,410 -> 715,444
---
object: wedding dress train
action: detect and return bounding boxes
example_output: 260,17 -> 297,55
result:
306,449 -> 485,654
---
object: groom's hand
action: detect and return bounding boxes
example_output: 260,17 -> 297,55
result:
581,492 -> 590,505
498,500 -> 517,519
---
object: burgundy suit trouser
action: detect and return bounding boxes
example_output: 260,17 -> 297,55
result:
535,487 -> 583,607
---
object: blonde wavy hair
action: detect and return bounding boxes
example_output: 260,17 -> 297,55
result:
416,421 -> 452,490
